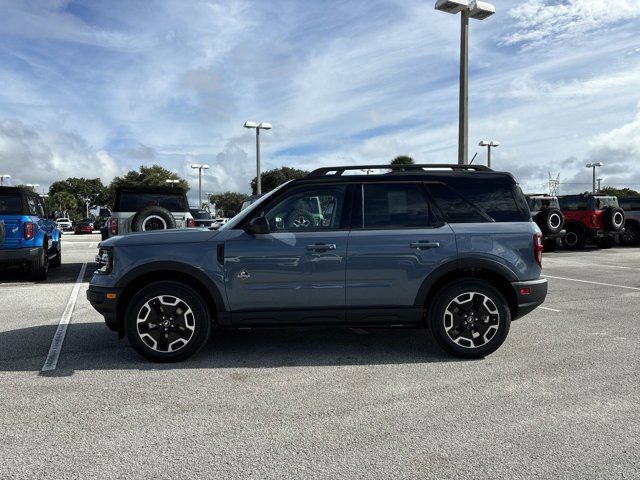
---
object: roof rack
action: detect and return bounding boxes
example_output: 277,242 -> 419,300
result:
307,164 -> 492,177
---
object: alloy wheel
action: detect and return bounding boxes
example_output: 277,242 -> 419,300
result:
142,215 -> 168,231
136,295 -> 195,352
292,216 -> 311,228
443,292 -> 500,349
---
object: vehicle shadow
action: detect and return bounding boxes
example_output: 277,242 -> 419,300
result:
0,322 -> 466,375
0,262 -> 93,285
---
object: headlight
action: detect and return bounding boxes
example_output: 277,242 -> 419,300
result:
95,247 -> 113,275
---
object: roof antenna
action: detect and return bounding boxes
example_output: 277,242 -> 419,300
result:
469,152 -> 478,165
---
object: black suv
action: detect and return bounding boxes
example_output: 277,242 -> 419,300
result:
89,164 -> 547,362
526,195 -> 565,251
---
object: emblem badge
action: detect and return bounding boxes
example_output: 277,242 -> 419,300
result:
238,269 -> 250,280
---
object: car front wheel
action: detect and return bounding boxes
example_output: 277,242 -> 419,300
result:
125,282 -> 212,362
429,279 -> 511,359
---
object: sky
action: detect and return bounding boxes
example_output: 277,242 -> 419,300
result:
1,0 -> 640,203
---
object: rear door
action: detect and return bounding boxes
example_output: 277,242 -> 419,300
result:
224,184 -> 349,324
345,182 -> 457,323
0,191 -> 26,249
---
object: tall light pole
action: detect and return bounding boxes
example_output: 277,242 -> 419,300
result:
244,121 -> 272,194
435,0 -> 495,165
586,162 -> 603,194
478,140 -> 499,168
596,178 -> 603,192
190,164 -> 210,207
0,174 -> 10,186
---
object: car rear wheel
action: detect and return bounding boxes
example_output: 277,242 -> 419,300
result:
429,279 -> 511,359
620,224 -> 640,247
125,282 -> 211,362
562,226 -> 585,250
50,245 -> 61,268
28,244 -> 49,281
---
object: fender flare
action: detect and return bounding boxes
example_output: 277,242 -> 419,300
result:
413,258 -> 518,307
115,261 -> 227,312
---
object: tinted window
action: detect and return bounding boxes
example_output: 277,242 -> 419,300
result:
27,196 -> 39,216
0,194 -> 23,214
559,197 -> 588,211
190,209 -> 212,219
264,185 -> 346,232
427,183 -> 487,223
528,197 -> 560,210
619,198 -> 640,211
117,193 -> 186,212
362,183 -> 437,229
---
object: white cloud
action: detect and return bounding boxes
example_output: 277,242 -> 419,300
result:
502,0 -> 640,47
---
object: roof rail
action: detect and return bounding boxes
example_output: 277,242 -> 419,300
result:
307,164 -> 492,177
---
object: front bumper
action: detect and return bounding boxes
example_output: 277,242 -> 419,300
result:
87,284 -> 121,331
0,247 -> 41,264
512,278 -> 548,320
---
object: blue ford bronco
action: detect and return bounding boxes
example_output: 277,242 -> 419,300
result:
0,186 -> 61,280
88,164 -> 547,362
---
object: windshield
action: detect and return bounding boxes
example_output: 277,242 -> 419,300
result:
219,182 -> 290,230
191,209 -> 212,219
116,192 -> 186,212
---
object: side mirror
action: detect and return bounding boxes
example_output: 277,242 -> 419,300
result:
247,216 -> 271,235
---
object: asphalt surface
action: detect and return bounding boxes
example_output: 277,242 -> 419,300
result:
1,233 -> 638,479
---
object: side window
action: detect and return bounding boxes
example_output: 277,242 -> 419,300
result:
263,186 -> 346,232
37,197 -> 47,218
362,183 -> 437,229
559,197 -> 588,211
27,196 -> 39,216
427,183 -> 487,223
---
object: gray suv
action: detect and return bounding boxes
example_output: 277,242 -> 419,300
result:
88,164 -> 547,362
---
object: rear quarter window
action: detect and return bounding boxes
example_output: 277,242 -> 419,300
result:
0,194 -> 23,214
559,197 -> 588,211
116,193 -> 187,212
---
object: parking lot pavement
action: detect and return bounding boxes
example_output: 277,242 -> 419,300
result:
1,241 -> 638,479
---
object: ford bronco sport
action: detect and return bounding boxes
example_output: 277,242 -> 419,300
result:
102,186 -> 195,240
558,194 -> 625,249
526,194 -> 565,251
0,186 -> 61,280
88,164 -> 547,362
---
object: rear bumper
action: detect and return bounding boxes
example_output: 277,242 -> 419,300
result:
511,278 -> 548,320
0,247 -> 41,264
587,228 -> 624,238
87,284 -> 121,331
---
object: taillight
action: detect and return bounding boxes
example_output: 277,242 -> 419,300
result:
109,218 -> 118,236
534,233 -> 543,267
24,222 -> 35,240
186,218 -> 195,228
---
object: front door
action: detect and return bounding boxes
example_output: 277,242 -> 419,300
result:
346,182 -> 457,323
224,184 -> 349,325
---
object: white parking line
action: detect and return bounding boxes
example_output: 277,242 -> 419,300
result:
545,275 -> 640,291
41,262 -> 87,372
539,306 -> 562,313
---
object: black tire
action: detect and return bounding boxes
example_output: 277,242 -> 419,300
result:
603,207 -> 625,232
50,244 -> 61,268
28,243 -> 49,281
543,238 -> 557,252
125,282 -> 211,362
562,226 -> 585,250
286,209 -> 316,230
620,223 -> 640,247
428,279 -> 511,359
100,226 -> 109,241
595,236 -> 616,249
131,206 -> 176,232
536,208 -> 564,234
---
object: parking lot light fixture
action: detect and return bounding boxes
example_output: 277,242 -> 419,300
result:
478,140 -> 499,168
244,121 -> 272,195
597,178 -> 603,192
434,0 -> 495,165
585,162 -> 603,193
165,179 -> 180,188
0,174 -> 10,186
190,164 -> 210,207
26,183 -> 40,193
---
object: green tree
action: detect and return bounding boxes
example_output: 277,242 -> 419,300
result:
209,192 -> 248,217
251,167 -> 308,195
49,177 -> 106,218
106,165 -> 189,207
390,156 -> 415,165
600,187 -> 640,198
47,191 -> 78,217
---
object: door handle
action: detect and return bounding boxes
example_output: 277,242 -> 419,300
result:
306,243 -> 337,251
410,241 -> 440,249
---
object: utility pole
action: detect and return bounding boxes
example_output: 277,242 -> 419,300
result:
548,172 -> 560,196
190,164 -> 210,207
243,121 -> 272,194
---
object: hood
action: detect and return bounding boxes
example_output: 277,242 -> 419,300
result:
101,228 -> 219,247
